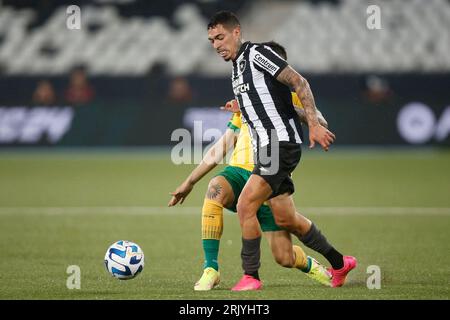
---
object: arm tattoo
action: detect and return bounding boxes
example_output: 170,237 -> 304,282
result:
207,184 -> 222,199
276,66 -> 297,87
294,107 -> 307,125
277,66 -> 319,127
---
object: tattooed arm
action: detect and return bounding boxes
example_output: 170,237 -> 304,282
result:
168,128 -> 237,206
295,107 -> 328,128
277,66 -> 335,150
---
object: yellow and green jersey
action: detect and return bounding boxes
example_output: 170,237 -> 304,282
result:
227,92 -> 303,171
291,92 -> 302,110
227,112 -> 254,171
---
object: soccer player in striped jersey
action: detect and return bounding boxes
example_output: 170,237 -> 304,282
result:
169,42 -> 337,291
207,11 -> 356,290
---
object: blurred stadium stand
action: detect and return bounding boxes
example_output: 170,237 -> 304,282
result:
0,0 -> 449,75
0,0 -> 449,147
0,0 -> 248,75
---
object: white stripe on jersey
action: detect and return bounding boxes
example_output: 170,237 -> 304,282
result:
262,45 -> 285,60
249,46 -> 290,145
244,117 -> 258,152
236,55 -> 270,148
289,118 -> 302,144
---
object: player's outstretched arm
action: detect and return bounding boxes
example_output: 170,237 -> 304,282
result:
168,129 -> 237,206
277,66 -> 335,151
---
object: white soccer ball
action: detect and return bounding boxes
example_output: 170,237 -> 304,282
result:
104,240 -> 144,280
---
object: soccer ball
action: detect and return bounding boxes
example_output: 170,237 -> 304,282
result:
104,240 -> 144,280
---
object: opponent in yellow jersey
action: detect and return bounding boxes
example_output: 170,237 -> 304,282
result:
227,111 -> 254,171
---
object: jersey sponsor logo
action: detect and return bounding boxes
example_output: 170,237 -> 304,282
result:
254,53 -> 279,74
233,83 -> 250,95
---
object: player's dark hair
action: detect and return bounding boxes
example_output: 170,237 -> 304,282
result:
261,41 -> 287,60
207,11 -> 240,30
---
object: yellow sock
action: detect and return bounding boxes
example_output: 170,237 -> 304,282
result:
293,245 -> 308,270
202,199 -> 224,240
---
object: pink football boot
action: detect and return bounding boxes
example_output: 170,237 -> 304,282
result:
329,256 -> 357,288
231,275 -> 262,291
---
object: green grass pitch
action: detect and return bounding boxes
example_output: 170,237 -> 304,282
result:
0,148 -> 449,299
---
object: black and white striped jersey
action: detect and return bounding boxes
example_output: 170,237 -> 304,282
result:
231,41 -> 303,151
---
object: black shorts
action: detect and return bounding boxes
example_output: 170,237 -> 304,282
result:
252,142 -> 301,198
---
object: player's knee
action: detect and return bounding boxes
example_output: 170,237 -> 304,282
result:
273,215 -> 293,230
236,198 -> 258,220
205,177 -> 227,205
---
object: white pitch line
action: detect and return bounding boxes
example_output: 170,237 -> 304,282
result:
302,207 -> 450,215
0,206 -> 200,215
0,206 -> 449,215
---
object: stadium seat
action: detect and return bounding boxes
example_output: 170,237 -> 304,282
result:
0,0 -> 449,75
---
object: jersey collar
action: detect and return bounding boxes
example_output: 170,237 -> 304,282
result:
233,41 -> 250,62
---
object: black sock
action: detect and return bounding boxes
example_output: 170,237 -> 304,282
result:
323,247 -> 344,270
244,271 -> 260,280
299,223 -> 344,270
241,237 -> 261,278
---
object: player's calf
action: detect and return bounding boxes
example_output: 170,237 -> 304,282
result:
201,198 -> 223,272
267,231 -> 296,268
273,250 -> 295,268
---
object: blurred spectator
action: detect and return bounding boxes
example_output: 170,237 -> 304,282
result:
363,75 -> 393,105
64,67 -> 95,106
167,76 -> 193,105
32,80 -> 56,105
